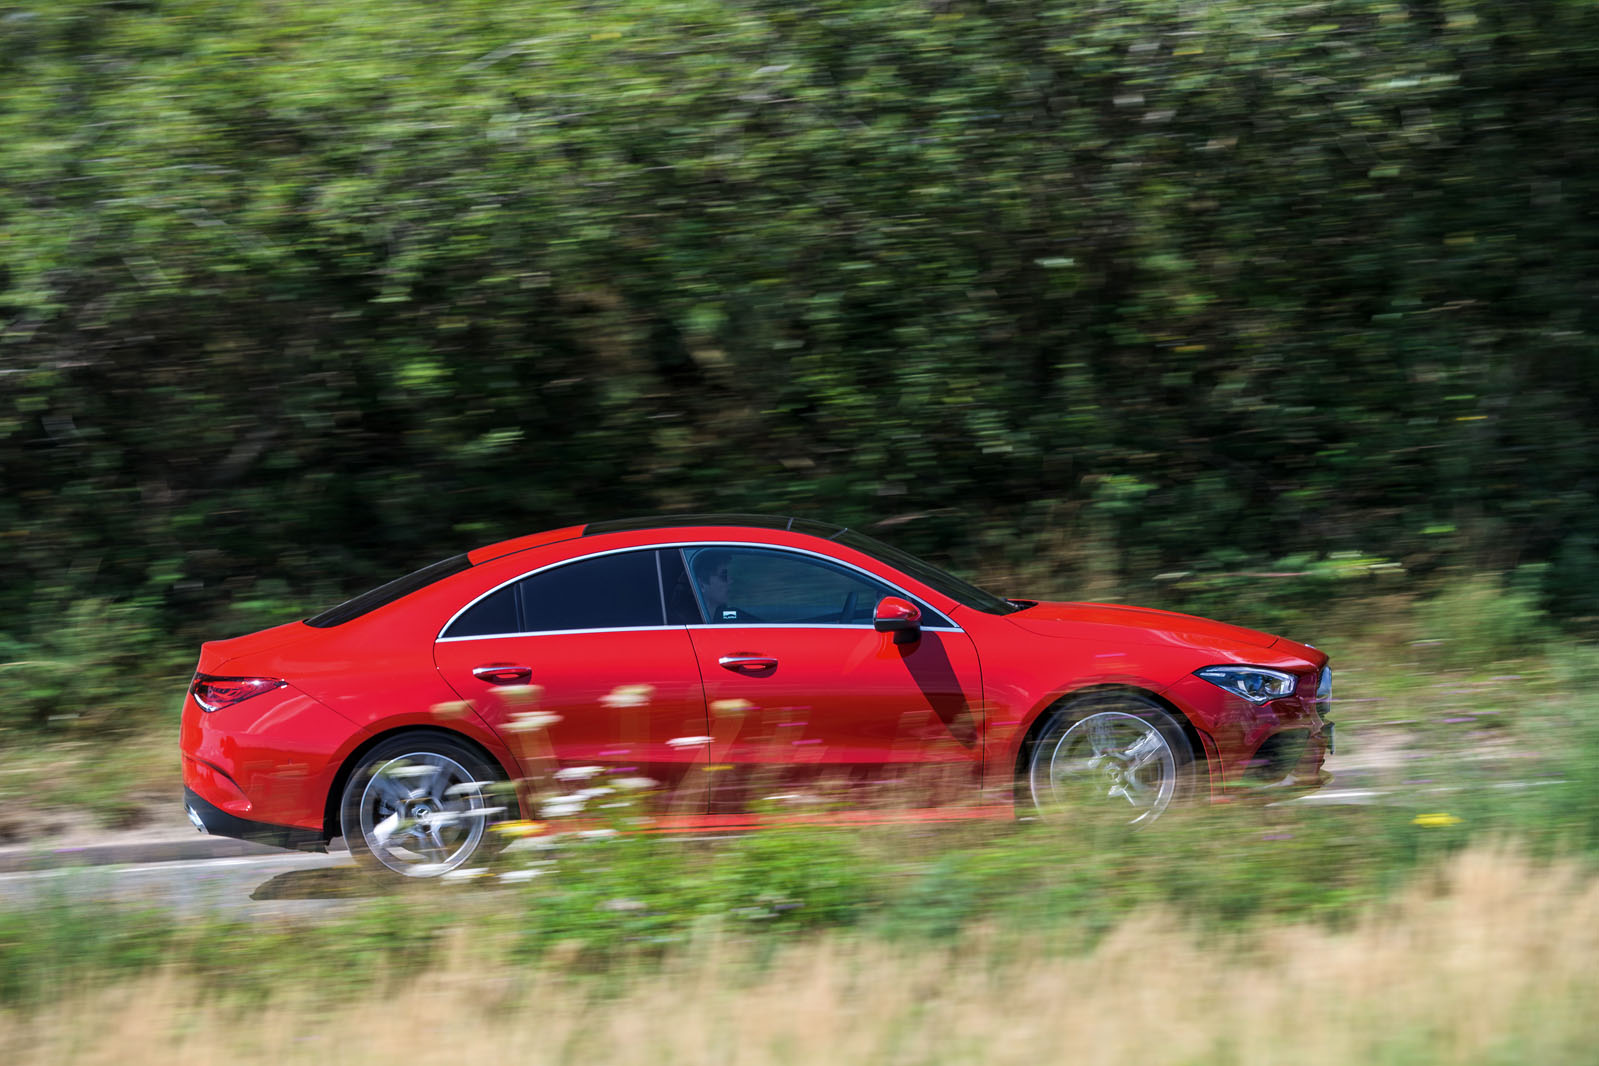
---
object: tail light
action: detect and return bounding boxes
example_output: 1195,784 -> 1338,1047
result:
191,675 -> 286,713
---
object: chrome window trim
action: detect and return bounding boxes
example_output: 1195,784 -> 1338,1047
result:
439,621 -> 964,643
435,540 -> 964,642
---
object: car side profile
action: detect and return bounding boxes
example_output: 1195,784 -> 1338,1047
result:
181,515 -> 1332,877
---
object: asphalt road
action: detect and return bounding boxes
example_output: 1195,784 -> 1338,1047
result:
0,847 -> 369,918
0,739 -> 1550,918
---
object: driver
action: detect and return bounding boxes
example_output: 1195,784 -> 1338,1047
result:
693,551 -> 740,622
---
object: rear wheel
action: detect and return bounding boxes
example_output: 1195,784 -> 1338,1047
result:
1024,692 -> 1196,826
339,733 -> 510,878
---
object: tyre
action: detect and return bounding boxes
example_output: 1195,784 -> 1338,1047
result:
339,732 -> 511,878
1023,692 -> 1196,826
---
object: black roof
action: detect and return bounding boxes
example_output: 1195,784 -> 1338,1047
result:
583,514 -> 847,539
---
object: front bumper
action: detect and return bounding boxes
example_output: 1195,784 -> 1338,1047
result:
1163,672 -> 1332,796
183,788 -> 329,852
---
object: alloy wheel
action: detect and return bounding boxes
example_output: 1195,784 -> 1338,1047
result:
355,752 -> 498,876
1029,710 -> 1180,825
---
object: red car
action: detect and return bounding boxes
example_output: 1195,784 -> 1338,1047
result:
181,515 -> 1332,877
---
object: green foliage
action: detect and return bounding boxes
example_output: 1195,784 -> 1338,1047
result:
1415,570 -> 1555,668
2,0 -> 1598,675
1145,551 -> 1406,637
0,597 -> 186,736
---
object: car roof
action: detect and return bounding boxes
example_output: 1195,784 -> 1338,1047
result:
466,515 -> 847,567
581,514 -> 848,539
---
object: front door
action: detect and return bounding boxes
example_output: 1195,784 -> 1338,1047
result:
673,545 -> 984,815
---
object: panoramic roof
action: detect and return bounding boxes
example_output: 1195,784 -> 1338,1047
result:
582,514 -> 847,539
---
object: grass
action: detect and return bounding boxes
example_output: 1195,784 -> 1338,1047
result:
0,587 -> 1597,1060
3,846 -> 1596,1065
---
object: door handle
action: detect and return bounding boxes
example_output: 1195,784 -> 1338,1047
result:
718,655 -> 778,672
473,664 -> 533,685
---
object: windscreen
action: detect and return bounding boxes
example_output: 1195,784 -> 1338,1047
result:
831,530 -> 1021,615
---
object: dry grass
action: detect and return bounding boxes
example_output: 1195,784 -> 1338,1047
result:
5,845 -> 1597,1065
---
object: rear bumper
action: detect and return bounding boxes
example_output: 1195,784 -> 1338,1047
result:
183,788 -> 329,852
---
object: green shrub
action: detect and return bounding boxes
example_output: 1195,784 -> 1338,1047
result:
1415,571 -> 1555,669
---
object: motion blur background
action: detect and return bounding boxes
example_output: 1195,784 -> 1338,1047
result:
5,0 -> 1597,654
4,6 -> 1599,1061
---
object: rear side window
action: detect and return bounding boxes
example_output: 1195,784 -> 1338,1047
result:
521,551 -> 664,631
444,550 -> 668,638
307,553 -> 471,628
444,585 -> 519,638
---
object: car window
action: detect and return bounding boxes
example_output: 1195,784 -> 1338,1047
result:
519,550 -> 666,632
831,529 -> 1021,615
682,546 -> 944,626
660,548 -> 702,624
443,550 -> 667,637
444,584 -> 519,638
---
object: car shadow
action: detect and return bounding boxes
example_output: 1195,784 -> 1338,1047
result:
250,864 -> 376,900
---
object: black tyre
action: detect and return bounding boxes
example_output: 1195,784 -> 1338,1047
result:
339,732 -> 511,879
1023,691 -> 1197,826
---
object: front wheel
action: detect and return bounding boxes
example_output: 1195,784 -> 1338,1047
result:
1024,693 -> 1196,826
339,733 -> 510,879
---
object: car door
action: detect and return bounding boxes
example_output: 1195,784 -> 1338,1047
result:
674,544 -> 985,814
433,548 -> 711,817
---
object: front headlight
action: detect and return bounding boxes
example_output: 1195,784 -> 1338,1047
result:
1195,665 -> 1298,704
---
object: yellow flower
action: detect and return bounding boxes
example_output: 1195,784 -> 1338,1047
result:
1412,812 -> 1462,827
492,820 -> 549,838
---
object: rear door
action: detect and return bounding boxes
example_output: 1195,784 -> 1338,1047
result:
433,548 -> 710,816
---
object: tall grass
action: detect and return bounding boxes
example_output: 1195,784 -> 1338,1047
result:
3,846 -> 1594,1065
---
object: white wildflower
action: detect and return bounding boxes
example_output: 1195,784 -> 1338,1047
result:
451,806 -> 508,820
540,798 -> 586,818
503,711 -> 563,732
600,684 -> 655,709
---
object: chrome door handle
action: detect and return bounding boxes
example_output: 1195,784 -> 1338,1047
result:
472,664 -> 533,685
718,655 -> 778,672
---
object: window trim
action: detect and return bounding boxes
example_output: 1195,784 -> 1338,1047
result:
435,541 -> 963,643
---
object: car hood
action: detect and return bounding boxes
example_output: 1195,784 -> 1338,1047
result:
1006,600 -> 1283,653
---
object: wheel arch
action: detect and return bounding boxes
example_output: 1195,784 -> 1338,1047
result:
1010,683 -> 1209,797
322,725 -> 523,842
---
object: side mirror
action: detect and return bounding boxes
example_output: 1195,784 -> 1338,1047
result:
873,597 -> 922,645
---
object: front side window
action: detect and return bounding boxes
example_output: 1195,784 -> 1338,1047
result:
444,550 -> 666,637
682,546 -> 933,626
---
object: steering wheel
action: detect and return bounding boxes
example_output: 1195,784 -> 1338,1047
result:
840,591 -> 858,624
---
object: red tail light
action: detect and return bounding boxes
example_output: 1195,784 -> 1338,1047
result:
190,675 -> 286,713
